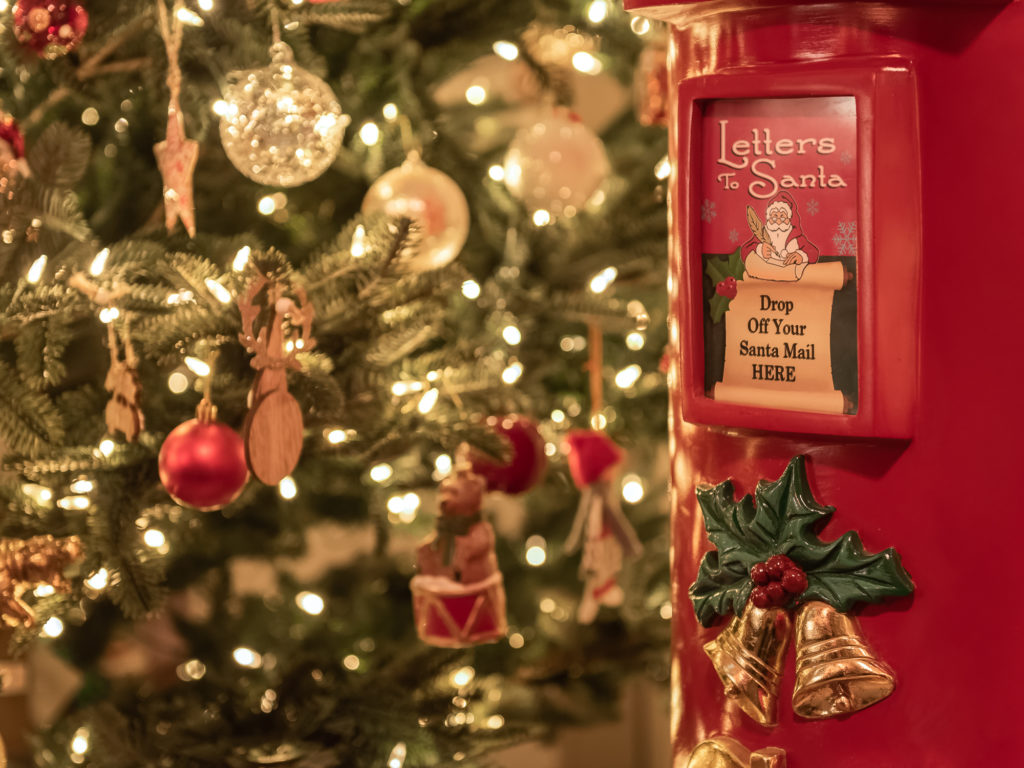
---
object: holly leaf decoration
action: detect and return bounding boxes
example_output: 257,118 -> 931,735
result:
705,247 -> 746,324
689,456 -> 914,627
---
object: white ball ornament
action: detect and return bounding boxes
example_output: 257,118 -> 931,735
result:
503,109 -> 610,218
219,43 -> 347,188
361,152 -> 470,272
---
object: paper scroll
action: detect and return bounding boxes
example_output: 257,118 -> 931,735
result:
713,261 -> 846,414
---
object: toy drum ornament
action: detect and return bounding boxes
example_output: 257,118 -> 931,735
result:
410,572 -> 507,648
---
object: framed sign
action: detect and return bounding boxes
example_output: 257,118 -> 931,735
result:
672,62 -> 921,438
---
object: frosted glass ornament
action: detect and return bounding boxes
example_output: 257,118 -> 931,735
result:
219,43 -> 347,188
503,109 -> 610,218
362,152 -> 470,272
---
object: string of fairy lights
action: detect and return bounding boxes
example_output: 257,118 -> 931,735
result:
2,1 -> 670,765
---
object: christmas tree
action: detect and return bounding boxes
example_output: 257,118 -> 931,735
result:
0,1 -> 669,765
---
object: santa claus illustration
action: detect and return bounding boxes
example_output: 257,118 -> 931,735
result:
742,192 -> 819,281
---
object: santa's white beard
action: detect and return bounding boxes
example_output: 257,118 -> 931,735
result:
766,224 -> 792,256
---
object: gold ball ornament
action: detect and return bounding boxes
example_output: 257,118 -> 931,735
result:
219,43 -> 347,188
361,152 -> 470,271
503,109 -> 610,218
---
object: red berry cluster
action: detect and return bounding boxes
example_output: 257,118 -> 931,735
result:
715,276 -> 738,299
749,554 -> 808,609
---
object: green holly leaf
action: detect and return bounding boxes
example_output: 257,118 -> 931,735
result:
689,456 -> 914,627
708,294 -> 730,324
796,533 -> 915,612
726,246 -> 745,278
705,255 -> 730,285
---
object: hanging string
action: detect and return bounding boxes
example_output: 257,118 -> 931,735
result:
270,5 -> 282,45
154,0 -> 185,119
587,321 -> 603,428
195,349 -> 219,424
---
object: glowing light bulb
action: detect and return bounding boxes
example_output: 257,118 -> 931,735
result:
98,307 -> 120,324
233,647 -> 262,668
350,225 -> 367,258
98,439 -> 115,457
532,209 -> 551,227
198,0 -> 214,10
622,475 -> 645,503
370,463 -> 393,483
176,7 -> 203,25
382,103 -> 399,121
296,591 -> 325,615
278,476 -> 298,500
89,248 -> 110,276
572,51 -> 602,75
418,388 -> 439,414
502,362 -> 524,384
509,632 -> 525,649
258,196 -> 276,215
435,454 -> 452,475
587,0 -> 608,23
326,428 -> 347,444
492,41 -> 519,60
85,568 -> 109,590
465,85 -> 487,105
502,325 -> 521,345
143,529 -> 166,548
631,16 -> 651,35
525,535 -> 547,566
184,357 -> 211,377
343,654 -> 360,671
451,666 -> 476,687
655,155 -> 671,180
388,742 -> 407,768
615,364 -> 642,389
204,278 -> 232,304
70,727 -> 89,755
70,478 -> 94,494
42,616 -> 64,637
359,122 -> 380,146
461,280 -> 481,299
589,266 -> 618,294
626,332 -> 646,350
26,254 -> 47,284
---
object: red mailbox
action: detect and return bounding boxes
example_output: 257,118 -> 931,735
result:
624,1 -> 1023,765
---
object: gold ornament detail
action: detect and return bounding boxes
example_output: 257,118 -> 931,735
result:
791,600 -> 896,719
685,737 -> 785,768
0,535 -> 83,628
703,603 -> 791,727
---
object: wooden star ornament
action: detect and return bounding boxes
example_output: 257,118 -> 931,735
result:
153,107 -> 198,238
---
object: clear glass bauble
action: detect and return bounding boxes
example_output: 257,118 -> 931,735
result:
362,152 -> 470,272
503,109 -> 610,217
219,43 -> 347,188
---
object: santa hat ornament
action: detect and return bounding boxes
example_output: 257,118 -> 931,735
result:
566,429 -> 622,488
564,430 -> 642,624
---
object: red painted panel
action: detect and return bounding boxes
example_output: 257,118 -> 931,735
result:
628,2 -> 1024,765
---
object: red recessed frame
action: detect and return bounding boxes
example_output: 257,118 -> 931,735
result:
672,59 -> 921,438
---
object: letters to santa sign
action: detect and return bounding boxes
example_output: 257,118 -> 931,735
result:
701,97 -> 858,416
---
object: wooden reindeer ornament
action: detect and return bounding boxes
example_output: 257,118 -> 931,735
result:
238,274 -> 316,485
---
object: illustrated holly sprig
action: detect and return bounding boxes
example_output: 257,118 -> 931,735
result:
689,456 -> 914,627
705,246 -> 745,323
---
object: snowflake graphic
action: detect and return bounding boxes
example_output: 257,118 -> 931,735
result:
701,199 -> 717,223
728,228 -> 739,244
832,221 -> 857,256
805,198 -> 820,216
840,150 -> 853,166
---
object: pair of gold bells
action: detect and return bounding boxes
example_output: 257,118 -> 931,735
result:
704,599 -> 895,726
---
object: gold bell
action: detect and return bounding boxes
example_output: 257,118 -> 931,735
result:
685,737 -> 786,768
703,603 -> 791,726
792,600 -> 896,719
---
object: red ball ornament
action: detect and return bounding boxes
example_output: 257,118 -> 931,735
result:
468,415 -> 546,495
158,418 -> 248,511
13,1 -> 89,59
